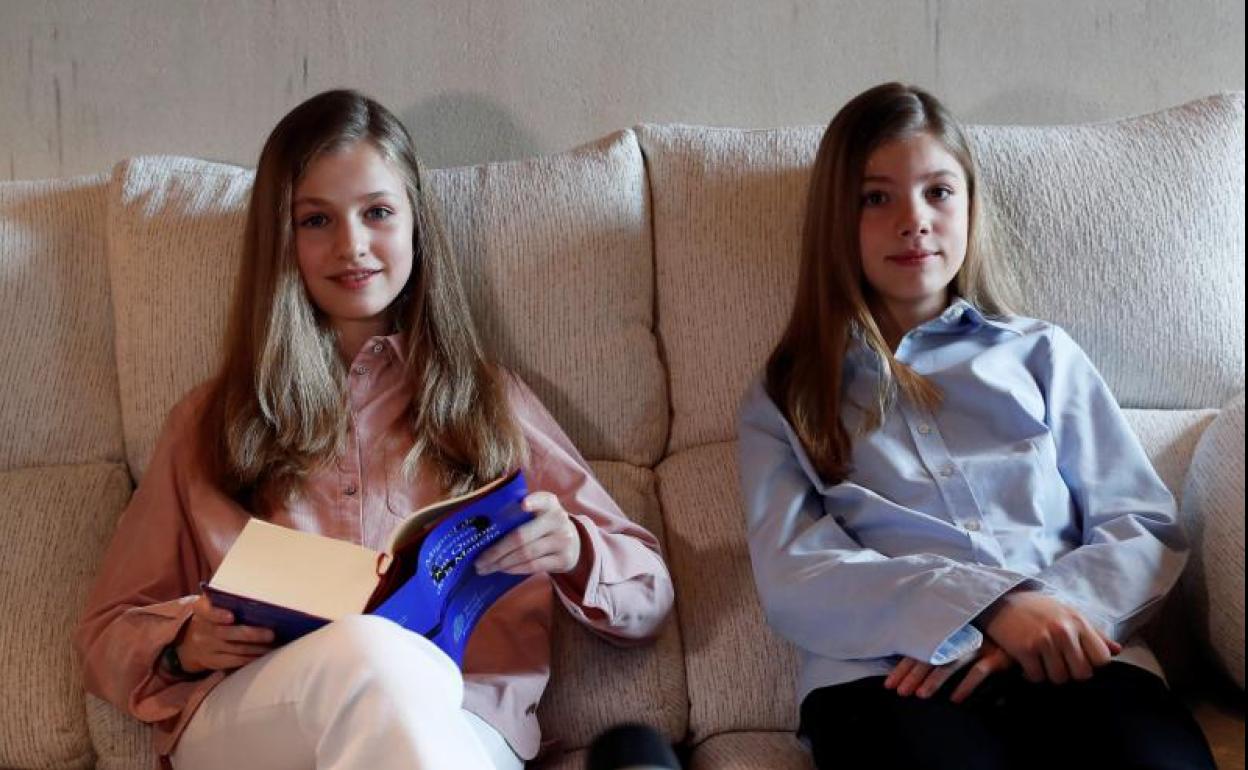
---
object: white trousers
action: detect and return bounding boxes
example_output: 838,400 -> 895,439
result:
171,615 -> 523,770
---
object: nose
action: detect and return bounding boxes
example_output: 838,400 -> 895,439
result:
898,198 -> 931,238
334,219 -> 366,260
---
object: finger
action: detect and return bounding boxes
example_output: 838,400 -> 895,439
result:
477,517 -> 557,569
1078,626 -> 1113,672
496,553 -> 573,576
1061,628 -> 1095,681
950,653 -> 1007,704
206,652 -> 266,671
1017,651 -> 1046,684
915,664 -> 957,699
1039,635 -> 1071,684
1102,632 -> 1123,656
213,640 -> 275,658
896,662 -> 932,697
194,594 -> 235,625
884,658 -> 917,690
488,522 -> 579,573
522,491 -> 561,514
214,624 -> 276,644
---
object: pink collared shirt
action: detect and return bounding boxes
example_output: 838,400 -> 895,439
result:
73,335 -> 674,762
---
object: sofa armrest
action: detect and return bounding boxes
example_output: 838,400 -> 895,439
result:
1181,392 -> 1245,690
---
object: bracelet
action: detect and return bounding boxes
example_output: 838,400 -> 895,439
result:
160,643 -> 203,681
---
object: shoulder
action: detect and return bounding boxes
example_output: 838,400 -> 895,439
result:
496,366 -> 545,423
738,373 -> 788,434
494,367 -> 569,453
147,380 -> 219,463
982,311 -> 1054,339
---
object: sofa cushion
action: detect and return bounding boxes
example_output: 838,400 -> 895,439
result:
639,92 -> 1246,453
1182,394 -> 1246,690
657,442 -> 800,741
85,695 -> 150,770
428,131 -> 665,467
1120,408 -> 1218,689
0,463 -> 132,770
0,175 -> 125,471
107,130 -> 663,479
539,462 -> 688,752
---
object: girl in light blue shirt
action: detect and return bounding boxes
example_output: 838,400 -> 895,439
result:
738,82 -> 1215,770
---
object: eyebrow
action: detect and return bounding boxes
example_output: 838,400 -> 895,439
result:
861,169 -> 961,184
292,190 -> 398,207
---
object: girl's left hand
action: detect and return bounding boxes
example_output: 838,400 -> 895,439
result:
474,491 -> 584,576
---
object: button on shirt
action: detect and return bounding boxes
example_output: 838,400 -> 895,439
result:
74,334 -> 674,761
738,300 -> 1187,704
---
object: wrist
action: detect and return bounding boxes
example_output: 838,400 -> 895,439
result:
160,642 -> 205,681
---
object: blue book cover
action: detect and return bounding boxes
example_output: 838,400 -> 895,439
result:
204,469 -> 532,665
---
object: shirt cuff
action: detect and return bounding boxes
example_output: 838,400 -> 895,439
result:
928,624 -> 982,665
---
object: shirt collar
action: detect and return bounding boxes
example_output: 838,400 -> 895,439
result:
347,332 -> 407,368
921,297 -> 1021,337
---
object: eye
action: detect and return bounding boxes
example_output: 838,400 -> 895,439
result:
297,212 -> 329,228
364,205 -> 395,222
926,185 -> 955,202
861,190 -> 888,207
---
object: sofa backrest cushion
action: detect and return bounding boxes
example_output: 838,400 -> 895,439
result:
1182,393 -> 1247,690
0,175 -> 125,471
640,93 -> 1246,453
0,463 -> 132,769
107,130 -> 665,479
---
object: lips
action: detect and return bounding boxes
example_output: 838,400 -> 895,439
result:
329,268 -> 382,289
887,250 -> 939,266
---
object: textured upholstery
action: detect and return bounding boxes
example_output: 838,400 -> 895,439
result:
84,695 -> 149,770
1182,394 -> 1247,689
657,442 -> 801,741
106,156 -> 253,479
0,175 -> 123,472
539,462 -> 688,751
1121,409 -> 1219,689
689,732 -> 813,770
427,131 -> 666,467
640,93 -> 1246,454
0,464 -> 132,770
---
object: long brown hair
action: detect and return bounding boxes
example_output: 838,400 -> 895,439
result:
201,89 -> 525,512
765,82 -> 1013,484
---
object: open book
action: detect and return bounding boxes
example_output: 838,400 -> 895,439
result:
203,469 -> 531,666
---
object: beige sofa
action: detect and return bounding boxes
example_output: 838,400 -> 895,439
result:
1,92 -> 1243,770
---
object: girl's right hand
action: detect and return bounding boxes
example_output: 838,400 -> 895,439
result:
175,594 -> 276,673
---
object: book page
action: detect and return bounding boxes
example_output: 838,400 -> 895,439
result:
210,519 -> 382,621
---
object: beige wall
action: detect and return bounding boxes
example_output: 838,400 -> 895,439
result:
2,0 -> 1244,180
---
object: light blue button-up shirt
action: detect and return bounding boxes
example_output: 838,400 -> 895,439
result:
738,299 -> 1187,703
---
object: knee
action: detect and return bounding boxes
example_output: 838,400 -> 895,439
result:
305,615 -> 463,703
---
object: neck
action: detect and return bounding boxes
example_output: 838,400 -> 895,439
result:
334,318 -> 390,362
882,294 -> 950,349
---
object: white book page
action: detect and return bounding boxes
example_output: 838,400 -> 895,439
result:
210,519 -> 382,620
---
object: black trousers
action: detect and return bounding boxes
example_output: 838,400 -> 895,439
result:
799,663 -> 1216,770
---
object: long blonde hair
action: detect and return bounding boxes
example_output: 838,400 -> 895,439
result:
765,82 -> 1014,484
201,89 -> 525,512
